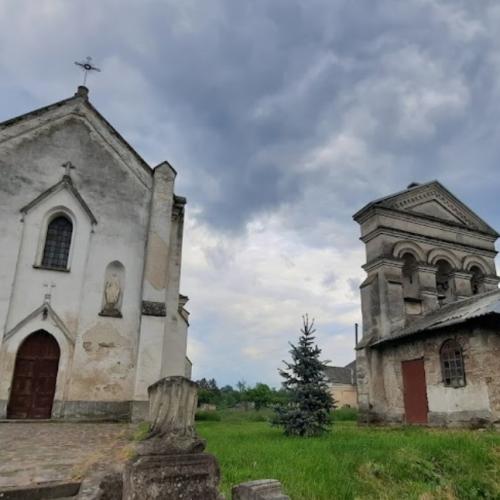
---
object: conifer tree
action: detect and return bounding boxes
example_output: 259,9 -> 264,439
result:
272,315 -> 335,436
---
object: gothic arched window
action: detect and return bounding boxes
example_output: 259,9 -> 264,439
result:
41,216 -> 73,269
440,339 -> 465,388
470,266 -> 485,295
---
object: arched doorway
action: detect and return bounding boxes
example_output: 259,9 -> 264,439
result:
7,331 -> 60,419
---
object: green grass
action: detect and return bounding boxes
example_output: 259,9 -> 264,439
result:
197,413 -> 500,500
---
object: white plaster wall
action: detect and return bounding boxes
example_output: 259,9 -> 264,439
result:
6,189 -> 92,334
133,316 -> 164,400
0,106 -> 153,406
427,383 -> 490,413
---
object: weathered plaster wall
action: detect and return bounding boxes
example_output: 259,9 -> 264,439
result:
366,327 -> 500,425
1,94 -> 190,420
329,383 -> 358,408
0,98 -> 170,418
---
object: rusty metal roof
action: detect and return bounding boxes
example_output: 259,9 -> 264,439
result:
371,289 -> 500,347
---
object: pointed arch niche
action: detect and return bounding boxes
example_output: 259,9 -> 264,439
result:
99,261 -> 125,318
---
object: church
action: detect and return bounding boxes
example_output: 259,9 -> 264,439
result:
0,86 -> 191,421
354,181 -> 500,426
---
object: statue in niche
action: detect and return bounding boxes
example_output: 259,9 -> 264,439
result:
100,262 -> 125,318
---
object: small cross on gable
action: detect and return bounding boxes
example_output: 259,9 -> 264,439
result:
61,161 -> 76,178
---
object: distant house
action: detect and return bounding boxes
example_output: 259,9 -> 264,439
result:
324,361 -> 357,408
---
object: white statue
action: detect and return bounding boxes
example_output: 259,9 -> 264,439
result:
102,273 -> 122,316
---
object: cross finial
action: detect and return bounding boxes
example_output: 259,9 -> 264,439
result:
74,56 -> 101,86
61,161 -> 76,178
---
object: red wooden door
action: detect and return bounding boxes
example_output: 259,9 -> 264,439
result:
7,331 -> 60,419
402,358 -> 428,424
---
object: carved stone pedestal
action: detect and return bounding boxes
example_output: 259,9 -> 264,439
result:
123,453 -> 220,500
123,376 -> 221,500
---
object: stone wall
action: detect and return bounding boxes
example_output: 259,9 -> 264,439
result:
359,323 -> 500,426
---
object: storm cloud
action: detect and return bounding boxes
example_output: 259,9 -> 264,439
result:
2,0 -> 500,385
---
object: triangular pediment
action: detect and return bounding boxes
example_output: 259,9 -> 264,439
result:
20,174 -> 97,225
375,181 -> 498,235
405,199 -> 463,224
3,302 -> 75,345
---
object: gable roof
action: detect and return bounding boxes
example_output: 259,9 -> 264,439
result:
0,86 -> 153,179
353,181 -> 498,237
368,289 -> 500,348
324,361 -> 357,385
20,174 -> 98,225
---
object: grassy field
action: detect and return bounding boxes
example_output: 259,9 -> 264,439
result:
196,410 -> 500,500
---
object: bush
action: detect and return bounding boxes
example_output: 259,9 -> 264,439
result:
195,411 -> 222,422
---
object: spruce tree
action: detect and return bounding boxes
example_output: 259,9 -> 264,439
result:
272,315 -> 335,436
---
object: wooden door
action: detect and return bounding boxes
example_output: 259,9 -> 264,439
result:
7,331 -> 60,419
402,358 -> 428,424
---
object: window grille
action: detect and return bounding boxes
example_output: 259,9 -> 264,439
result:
41,216 -> 73,269
440,339 -> 465,388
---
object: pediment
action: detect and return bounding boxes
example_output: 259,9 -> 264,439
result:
378,182 -> 498,235
406,200 -> 464,224
20,173 -> 97,225
3,303 -> 75,345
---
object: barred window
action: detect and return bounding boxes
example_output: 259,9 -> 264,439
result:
41,216 -> 73,269
440,339 -> 465,388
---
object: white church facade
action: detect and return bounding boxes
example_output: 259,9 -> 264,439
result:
0,86 -> 191,421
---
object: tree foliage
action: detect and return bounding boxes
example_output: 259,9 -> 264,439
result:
195,378 -> 288,409
272,315 -> 335,436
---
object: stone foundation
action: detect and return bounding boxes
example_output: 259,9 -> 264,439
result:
52,401 -> 131,420
358,408 -> 497,428
130,400 -> 149,422
0,400 -> 135,421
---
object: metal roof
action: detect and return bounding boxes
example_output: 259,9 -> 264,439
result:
371,289 -> 500,347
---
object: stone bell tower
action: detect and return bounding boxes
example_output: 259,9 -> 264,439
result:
353,181 -> 500,420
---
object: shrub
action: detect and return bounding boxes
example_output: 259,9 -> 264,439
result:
195,411 -> 222,422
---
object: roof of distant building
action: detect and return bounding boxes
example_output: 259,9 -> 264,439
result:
324,361 -> 356,385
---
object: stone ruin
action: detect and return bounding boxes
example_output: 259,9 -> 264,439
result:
77,376 -> 289,499
123,376 -> 221,499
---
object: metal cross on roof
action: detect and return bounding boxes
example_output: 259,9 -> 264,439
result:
74,56 -> 101,86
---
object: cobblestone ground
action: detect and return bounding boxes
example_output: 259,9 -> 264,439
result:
0,422 -> 138,488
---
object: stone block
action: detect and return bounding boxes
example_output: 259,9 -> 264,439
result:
123,453 -> 221,500
232,479 -> 290,500
137,376 -> 204,455
77,470 -> 122,499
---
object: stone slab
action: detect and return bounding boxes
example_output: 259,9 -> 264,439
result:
0,481 -> 80,500
232,479 -> 290,500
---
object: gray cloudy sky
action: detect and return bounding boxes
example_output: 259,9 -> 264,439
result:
2,0 -> 500,386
